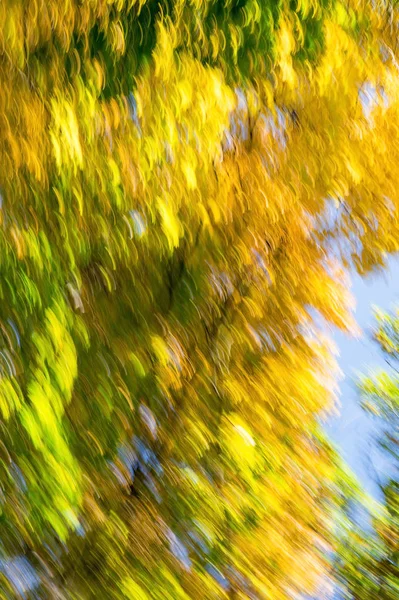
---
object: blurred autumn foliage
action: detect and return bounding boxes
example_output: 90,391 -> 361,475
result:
0,1 -> 398,598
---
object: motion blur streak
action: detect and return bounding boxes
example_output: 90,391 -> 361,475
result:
0,1 -> 397,599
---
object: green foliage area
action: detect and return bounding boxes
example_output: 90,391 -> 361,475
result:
336,309 -> 399,599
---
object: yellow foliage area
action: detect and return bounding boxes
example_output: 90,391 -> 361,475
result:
0,0 -> 398,598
